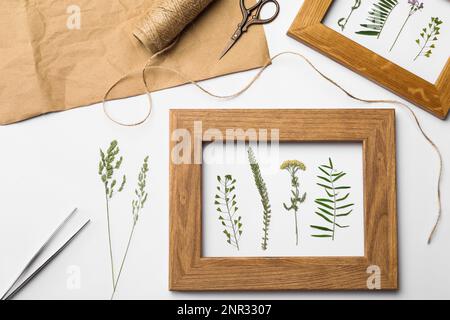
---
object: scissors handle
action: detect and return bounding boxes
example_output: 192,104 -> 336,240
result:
219,0 -> 280,60
242,0 -> 280,30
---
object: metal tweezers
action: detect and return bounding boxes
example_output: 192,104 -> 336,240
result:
1,208 -> 90,300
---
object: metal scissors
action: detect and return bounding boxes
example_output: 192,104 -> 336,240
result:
219,0 -> 280,60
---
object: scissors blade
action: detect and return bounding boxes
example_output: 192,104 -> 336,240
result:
219,37 -> 239,60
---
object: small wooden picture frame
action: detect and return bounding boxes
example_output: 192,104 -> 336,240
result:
169,109 -> 398,291
287,0 -> 449,120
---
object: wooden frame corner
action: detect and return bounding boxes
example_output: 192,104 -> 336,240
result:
287,0 -> 449,119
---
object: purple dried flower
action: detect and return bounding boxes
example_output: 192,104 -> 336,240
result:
408,0 -> 424,10
390,0 -> 425,51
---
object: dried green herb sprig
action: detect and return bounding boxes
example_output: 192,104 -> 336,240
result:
98,140 -> 127,288
111,156 -> 149,300
215,175 -> 243,250
414,17 -> 443,61
248,146 -> 272,251
281,160 -> 307,246
338,0 -> 361,31
311,158 -> 354,241
132,156 -> 150,225
99,140 -> 126,199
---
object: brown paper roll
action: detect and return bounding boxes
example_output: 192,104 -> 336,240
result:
133,0 -> 216,53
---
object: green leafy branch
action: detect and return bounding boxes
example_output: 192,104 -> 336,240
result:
356,0 -> 398,38
311,158 -> 354,241
248,146 -> 271,251
338,0 -> 361,31
98,140 -> 126,288
414,17 -> 443,61
281,160 -> 307,246
111,156 -> 149,300
215,175 -> 243,250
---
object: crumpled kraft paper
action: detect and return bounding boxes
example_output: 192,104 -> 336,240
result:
0,0 -> 269,125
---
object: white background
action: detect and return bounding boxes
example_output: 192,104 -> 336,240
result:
0,0 -> 449,299
323,0 -> 450,83
202,142 -> 364,257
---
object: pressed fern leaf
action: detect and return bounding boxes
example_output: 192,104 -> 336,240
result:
356,0 -> 399,38
248,146 -> 272,251
215,175 -> 243,250
310,157 -> 354,241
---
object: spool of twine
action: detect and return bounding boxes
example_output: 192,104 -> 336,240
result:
133,0 -> 216,53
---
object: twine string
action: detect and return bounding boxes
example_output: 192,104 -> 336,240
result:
102,74 -> 152,127
104,49 -> 443,244
144,51 -> 443,243
102,39 -> 178,126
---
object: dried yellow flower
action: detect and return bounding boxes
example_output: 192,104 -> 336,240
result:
280,160 -> 306,171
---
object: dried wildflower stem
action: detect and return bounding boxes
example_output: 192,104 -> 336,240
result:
338,0 -> 361,31
414,17 -> 442,61
390,14 -> 411,51
414,36 -> 431,61
294,208 -> 299,243
215,175 -> 242,250
330,173 -> 338,240
248,147 -> 271,251
105,193 -> 115,288
342,9 -> 355,29
390,1 -> 424,52
111,224 -> 136,300
99,140 -> 127,290
281,160 -> 307,246
111,156 -> 149,300
224,179 -> 240,250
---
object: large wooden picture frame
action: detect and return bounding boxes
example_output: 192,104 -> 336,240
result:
288,0 -> 449,120
169,109 -> 398,291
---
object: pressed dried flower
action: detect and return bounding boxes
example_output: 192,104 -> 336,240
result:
281,159 -> 307,246
356,0 -> 399,38
280,160 -> 306,171
414,17 -> 444,61
311,157 -> 354,241
248,146 -> 272,251
390,0 -> 424,52
98,140 -> 127,289
337,0 -> 361,31
215,174 -> 243,250
111,156 -> 150,300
